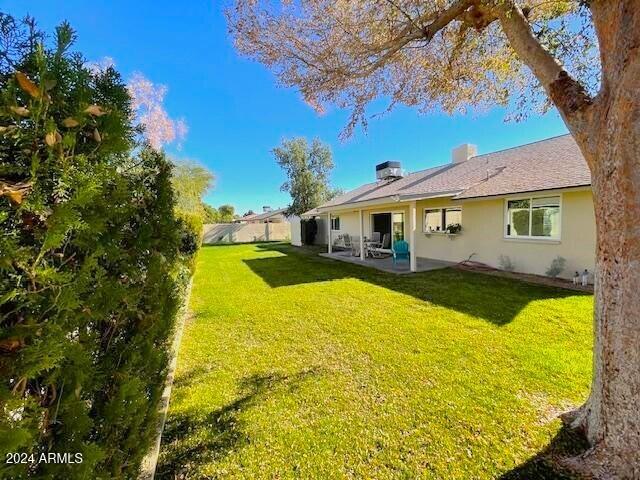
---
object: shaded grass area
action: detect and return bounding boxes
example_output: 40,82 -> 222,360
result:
157,243 -> 593,479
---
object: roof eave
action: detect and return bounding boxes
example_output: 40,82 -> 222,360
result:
313,190 -> 463,213
454,184 -> 592,201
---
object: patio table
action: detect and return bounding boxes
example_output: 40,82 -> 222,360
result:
363,240 -> 382,257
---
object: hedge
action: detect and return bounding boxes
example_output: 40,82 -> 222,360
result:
0,15 -> 194,478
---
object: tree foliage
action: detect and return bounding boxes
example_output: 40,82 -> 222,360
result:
0,14 -> 190,478
203,203 -> 220,223
272,137 -> 335,216
172,161 -> 214,215
228,0 -> 598,136
218,204 -> 235,222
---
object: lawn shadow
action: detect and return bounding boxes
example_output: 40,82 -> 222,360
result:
243,243 -> 590,326
156,368 -> 321,479
171,364 -> 216,391
499,423 -> 590,479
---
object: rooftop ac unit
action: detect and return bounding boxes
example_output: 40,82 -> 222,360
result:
375,161 -> 404,181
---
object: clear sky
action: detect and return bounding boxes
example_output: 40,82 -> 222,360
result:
4,0 -> 569,215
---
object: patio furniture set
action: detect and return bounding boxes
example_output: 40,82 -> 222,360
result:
332,233 -> 410,266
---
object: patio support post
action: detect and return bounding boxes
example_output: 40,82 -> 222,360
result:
327,212 -> 332,253
359,209 -> 365,260
410,201 -> 417,272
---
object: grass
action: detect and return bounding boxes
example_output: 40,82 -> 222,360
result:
157,243 -> 593,479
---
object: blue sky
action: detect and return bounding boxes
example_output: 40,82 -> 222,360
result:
4,0 -> 569,215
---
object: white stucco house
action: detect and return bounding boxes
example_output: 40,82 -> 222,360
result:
304,134 -> 595,279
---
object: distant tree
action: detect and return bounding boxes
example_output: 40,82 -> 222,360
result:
171,160 -> 214,218
88,58 -> 188,151
218,204 -> 235,222
243,209 -> 256,217
127,72 -> 188,150
203,204 -> 220,223
272,137 -> 335,216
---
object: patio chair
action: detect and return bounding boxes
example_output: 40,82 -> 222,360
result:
392,240 -> 410,266
371,231 -> 381,243
370,233 -> 392,258
382,233 -> 391,249
334,234 -> 351,251
343,234 -> 352,250
351,237 -> 361,256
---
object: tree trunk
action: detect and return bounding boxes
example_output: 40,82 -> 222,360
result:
563,4 -> 640,477
566,141 -> 640,479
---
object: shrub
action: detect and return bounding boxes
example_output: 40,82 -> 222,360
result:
498,254 -> 515,272
177,211 -> 204,257
0,16 -> 189,478
546,256 -> 566,278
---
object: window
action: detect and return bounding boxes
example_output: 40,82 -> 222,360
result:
506,196 -> 560,239
330,216 -> 340,231
423,207 -> 462,233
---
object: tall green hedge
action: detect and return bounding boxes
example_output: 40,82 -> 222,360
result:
0,16 -> 191,478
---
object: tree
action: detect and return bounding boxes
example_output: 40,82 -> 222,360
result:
127,72 -> 188,151
243,209 -> 256,217
87,61 -> 188,151
171,159 -> 215,218
218,204 -> 235,222
272,137 -> 336,216
228,1 -> 639,476
0,15 -> 188,478
203,204 -> 220,223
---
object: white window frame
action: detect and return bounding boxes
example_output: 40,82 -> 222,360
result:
503,193 -> 563,241
331,216 -> 341,231
422,206 -> 462,234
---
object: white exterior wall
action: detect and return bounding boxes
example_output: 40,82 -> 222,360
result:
323,189 -> 596,279
289,216 -> 302,246
327,205 -> 411,245
203,222 -> 291,244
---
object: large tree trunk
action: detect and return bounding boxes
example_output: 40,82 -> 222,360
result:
562,3 -> 640,477
566,141 -> 640,479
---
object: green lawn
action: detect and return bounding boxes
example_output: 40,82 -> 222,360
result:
157,243 -> 593,479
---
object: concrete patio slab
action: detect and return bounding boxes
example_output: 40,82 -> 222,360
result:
319,251 -> 455,274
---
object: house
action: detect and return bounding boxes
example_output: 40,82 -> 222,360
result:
305,134 -> 595,279
234,206 -> 288,224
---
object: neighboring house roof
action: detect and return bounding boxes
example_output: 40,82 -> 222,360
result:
248,208 -> 287,222
309,135 -> 590,213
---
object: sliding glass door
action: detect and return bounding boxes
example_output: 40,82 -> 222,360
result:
371,212 -> 405,246
392,213 -> 405,241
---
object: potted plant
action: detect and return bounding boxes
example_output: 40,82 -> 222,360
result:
445,223 -> 462,235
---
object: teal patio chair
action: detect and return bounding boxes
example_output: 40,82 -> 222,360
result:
392,240 -> 410,266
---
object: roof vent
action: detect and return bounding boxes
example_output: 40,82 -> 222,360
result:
376,161 -> 404,181
452,144 -> 478,163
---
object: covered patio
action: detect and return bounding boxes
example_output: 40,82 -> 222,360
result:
319,251 -> 455,274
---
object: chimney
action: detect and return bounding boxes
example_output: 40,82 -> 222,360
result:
262,206 -> 272,213
452,143 -> 477,163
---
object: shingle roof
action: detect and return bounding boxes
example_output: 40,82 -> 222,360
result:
312,134 -> 590,212
250,208 -> 287,221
